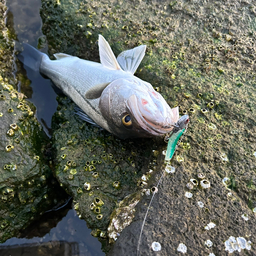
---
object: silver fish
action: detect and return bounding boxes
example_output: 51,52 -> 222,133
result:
20,35 -> 188,139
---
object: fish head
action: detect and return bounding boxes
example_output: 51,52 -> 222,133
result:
99,78 -> 182,139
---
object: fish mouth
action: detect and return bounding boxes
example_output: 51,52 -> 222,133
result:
127,94 -> 177,136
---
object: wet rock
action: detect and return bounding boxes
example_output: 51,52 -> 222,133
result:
40,0 -> 256,254
51,96 -> 159,251
0,79 -> 67,243
0,0 -> 67,243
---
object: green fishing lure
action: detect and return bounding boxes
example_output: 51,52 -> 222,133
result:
165,128 -> 185,161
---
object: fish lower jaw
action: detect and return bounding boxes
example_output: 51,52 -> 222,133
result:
142,116 -> 174,136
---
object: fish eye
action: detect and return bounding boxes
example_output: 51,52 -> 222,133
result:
122,114 -> 132,126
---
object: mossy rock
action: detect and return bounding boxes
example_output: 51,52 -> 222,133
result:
0,81 -> 67,243
0,0 -> 67,242
40,0 -> 256,254
51,96 -> 163,249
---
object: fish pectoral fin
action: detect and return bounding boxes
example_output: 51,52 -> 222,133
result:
98,35 -> 121,70
85,82 -> 111,99
117,44 -> 146,74
53,53 -> 72,60
74,106 -> 103,129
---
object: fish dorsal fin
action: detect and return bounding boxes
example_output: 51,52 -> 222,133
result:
117,44 -> 146,74
54,53 -> 72,60
98,35 -> 121,70
85,82 -> 110,99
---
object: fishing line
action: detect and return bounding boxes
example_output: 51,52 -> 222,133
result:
136,167 -> 165,256
136,124 -> 188,256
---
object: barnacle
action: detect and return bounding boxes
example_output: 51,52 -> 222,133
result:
197,173 -> 205,179
8,108 -> 13,113
74,203 -> 79,210
100,231 -> 106,238
185,192 -> 193,198
205,222 -> 216,230
242,214 -> 249,221
222,177 -> 231,187
66,160 -> 72,167
0,94 -> 5,100
224,236 -> 251,253
94,197 -> 104,206
208,123 -> 217,129
71,161 -> 76,167
89,165 -> 95,171
101,154 -> 107,160
5,145 -> 14,152
84,182 -> 91,190
200,179 -> 211,189
205,240 -> 213,247
138,181 -> 147,187
220,153 -> 228,161
61,154 -> 67,159
141,175 -> 148,181
201,108 -> 208,114
151,186 -> 158,194
94,206 -> 101,214
151,242 -> 161,252
63,165 -> 69,172
28,110 -> 33,116
190,179 -> 198,186
10,123 -> 18,130
90,202 -> 96,210
186,182 -> 194,190
77,187 -> 83,194
176,155 -> 184,162
130,161 -> 135,167
165,164 -> 175,173
177,243 -> 187,253
96,214 -> 103,220
34,155 -> 40,161
70,169 -> 77,175
92,172 -> 98,178
113,181 -> 120,188
17,102 -> 24,109
6,129 -> 14,136
207,102 -> 214,108
197,201 -> 204,208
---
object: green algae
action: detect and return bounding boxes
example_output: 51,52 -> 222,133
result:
39,0 -> 256,254
0,1 -> 67,242
51,96 -> 159,244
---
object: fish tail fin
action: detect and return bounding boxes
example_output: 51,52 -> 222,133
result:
17,43 -> 48,72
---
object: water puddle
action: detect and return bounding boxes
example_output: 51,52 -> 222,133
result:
6,0 -> 59,137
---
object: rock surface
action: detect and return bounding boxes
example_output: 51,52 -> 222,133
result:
0,0 -> 66,243
39,0 -> 256,255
